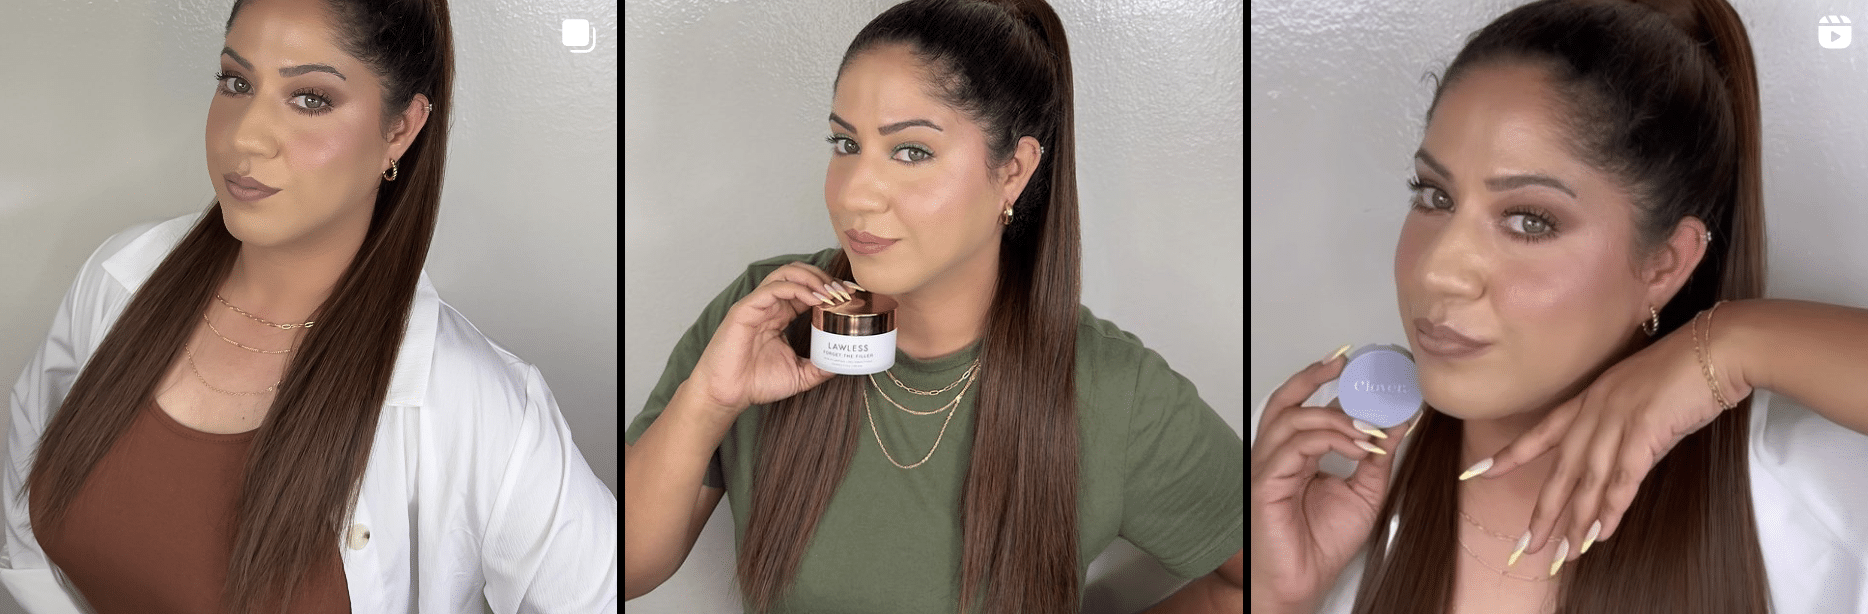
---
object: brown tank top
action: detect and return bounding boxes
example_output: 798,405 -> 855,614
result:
30,398 -> 350,613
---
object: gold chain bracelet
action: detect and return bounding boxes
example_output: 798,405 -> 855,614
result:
1695,300 -> 1735,411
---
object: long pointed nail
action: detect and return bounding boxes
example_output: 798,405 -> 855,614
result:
1458,457 -> 1493,481
1323,344 -> 1352,364
1506,531 -> 1530,568
811,292 -> 832,305
1352,418 -> 1389,439
1581,520 -> 1601,555
1404,416 -> 1420,439
844,280 -> 867,292
1353,440 -> 1387,455
1549,538 -> 1570,577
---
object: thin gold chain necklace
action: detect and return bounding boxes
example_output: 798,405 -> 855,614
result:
886,359 -> 979,396
201,314 -> 294,354
1461,510 -> 1560,545
216,294 -> 316,330
185,341 -> 283,396
1459,485 -> 1562,584
862,368 -> 979,469
190,294 -> 304,395
1455,522 -> 1560,614
1456,508 -> 1563,589
867,373 -> 969,415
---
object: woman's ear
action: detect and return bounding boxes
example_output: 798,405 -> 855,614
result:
1643,216 -> 1712,307
998,135 -> 1043,206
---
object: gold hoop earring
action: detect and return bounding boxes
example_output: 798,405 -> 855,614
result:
1642,305 -> 1659,336
1001,204 -> 1013,226
383,158 -> 398,182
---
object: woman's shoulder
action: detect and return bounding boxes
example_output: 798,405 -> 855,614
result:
421,296 -> 548,424
1073,305 -> 1156,365
1071,305 -> 1192,390
87,212 -> 204,294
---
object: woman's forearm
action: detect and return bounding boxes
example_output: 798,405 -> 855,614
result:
1725,298 -> 1868,435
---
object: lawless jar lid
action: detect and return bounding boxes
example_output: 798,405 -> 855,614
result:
812,291 -> 897,336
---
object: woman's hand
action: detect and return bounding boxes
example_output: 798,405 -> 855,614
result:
1251,350 -> 1416,611
688,261 -> 853,417
1466,313 -> 1752,571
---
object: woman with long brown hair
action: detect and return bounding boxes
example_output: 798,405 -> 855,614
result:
623,1 -> 1244,612
2,0 -> 616,612
1250,1 -> 1868,612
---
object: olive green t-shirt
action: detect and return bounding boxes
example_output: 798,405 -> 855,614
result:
625,249 -> 1244,613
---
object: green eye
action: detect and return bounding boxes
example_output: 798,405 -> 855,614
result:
893,145 -> 933,164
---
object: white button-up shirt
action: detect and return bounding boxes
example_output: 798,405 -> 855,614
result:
4,212 -> 618,613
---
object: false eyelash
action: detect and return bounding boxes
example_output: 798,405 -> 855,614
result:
1405,175 -> 1562,242
212,71 -> 335,116
824,134 -> 934,165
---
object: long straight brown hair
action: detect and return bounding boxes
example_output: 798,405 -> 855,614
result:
1352,0 -> 1769,612
731,1 -> 1081,612
20,0 -> 454,611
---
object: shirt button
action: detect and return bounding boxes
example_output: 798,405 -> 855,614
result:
346,523 -> 371,550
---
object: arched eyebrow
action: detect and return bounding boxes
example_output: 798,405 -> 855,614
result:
829,112 -> 942,136
222,46 -> 346,81
1414,148 -> 1576,200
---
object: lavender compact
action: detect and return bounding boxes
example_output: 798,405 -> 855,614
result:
1338,343 -> 1423,429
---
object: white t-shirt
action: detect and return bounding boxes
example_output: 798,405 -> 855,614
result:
1250,379 -> 1868,613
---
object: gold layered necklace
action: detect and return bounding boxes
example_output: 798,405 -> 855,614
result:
185,294 -> 308,396
862,359 -> 980,469
1457,490 -> 1562,614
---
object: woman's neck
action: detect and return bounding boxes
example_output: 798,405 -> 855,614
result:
888,245 -> 999,361
1458,339 -> 1642,521
1459,411 -> 1560,531
220,243 -> 353,323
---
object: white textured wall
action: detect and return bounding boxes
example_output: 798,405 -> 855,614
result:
0,1 -> 616,612
1252,0 -> 1868,415
625,0 -> 1244,612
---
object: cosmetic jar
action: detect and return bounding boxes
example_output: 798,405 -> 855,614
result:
810,290 -> 898,375
1339,344 -> 1423,428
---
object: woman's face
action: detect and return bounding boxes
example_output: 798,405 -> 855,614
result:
824,44 -> 1038,296
206,0 -> 426,251
1394,62 -> 1702,421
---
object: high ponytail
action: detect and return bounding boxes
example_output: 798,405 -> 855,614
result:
1672,0 -> 1766,302
740,1 -> 1084,613
1351,1 -> 1771,612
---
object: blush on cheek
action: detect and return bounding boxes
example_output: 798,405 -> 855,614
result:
298,131 -> 354,174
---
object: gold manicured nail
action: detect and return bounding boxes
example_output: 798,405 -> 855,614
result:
1549,538 -> 1570,577
844,280 -> 867,292
811,292 -> 832,305
1354,440 -> 1387,455
1324,344 -> 1352,364
1404,416 -> 1419,439
1352,418 -> 1389,439
1506,531 -> 1530,568
1458,457 -> 1493,481
1581,520 -> 1601,555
